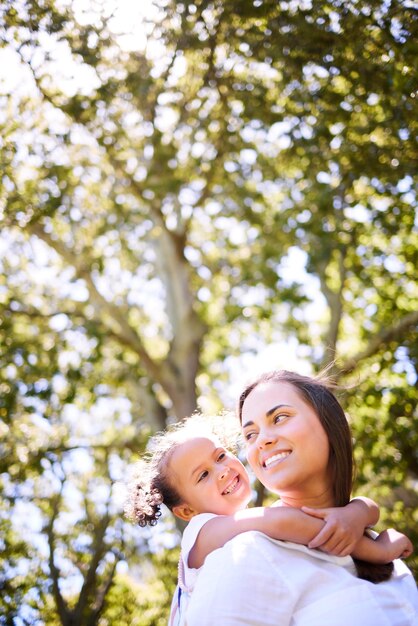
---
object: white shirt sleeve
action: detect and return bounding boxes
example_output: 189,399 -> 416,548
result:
186,531 -> 418,626
168,513 -> 220,626
180,512 -> 219,591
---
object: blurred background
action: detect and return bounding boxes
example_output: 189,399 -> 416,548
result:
0,0 -> 417,623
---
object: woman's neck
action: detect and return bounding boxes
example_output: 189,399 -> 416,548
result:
277,486 -> 335,510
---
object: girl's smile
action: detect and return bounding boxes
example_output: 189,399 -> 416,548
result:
222,474 -> 240,494
169,436 -> 252,520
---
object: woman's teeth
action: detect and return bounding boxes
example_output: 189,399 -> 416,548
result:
264,451 -> 290,468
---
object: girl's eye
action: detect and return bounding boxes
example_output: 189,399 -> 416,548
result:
217,451 -> 226,461
197,470 -> 209,482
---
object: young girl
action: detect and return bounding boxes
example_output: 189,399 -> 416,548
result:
125,413 -> 412,626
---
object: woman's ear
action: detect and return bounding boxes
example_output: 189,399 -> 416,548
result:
172,503 -> 197,522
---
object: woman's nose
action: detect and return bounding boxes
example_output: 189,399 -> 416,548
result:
257,430 -> 275,449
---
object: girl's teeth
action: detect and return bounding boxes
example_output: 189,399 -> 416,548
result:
223,476 -> 239,494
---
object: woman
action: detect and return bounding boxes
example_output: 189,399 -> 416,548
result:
186,370 -> 417,626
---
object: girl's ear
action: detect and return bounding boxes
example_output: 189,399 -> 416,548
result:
172,503 -> 197,522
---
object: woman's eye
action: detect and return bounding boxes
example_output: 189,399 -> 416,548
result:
274,413 -> 286,423
245,431 -> 256,441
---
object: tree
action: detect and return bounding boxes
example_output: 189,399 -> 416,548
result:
0,0 -> 417,622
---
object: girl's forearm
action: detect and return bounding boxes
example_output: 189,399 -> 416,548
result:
349,497 -> 380,527
189,507 -> 324,569
351,534 -> 387,563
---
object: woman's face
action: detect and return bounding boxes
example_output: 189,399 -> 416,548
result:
241,381 -> 332,502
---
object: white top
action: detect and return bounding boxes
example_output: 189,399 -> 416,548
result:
169,513 -> 218,626
186,531 -> 418,626
180,512 -> 217,591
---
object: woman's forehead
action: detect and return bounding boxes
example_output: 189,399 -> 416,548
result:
243,380 -> 298,405
241,381 -> 309,423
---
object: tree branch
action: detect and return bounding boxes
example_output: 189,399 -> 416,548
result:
88,559 -> 118,626
315,249 -> 346,365
337,310 -> 418,375
46,489 -> 70,626
27,223 -> 173,390
74,511 -> 110,622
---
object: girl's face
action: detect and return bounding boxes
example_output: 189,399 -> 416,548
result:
170,436 -> 252,520
241,381 -> 332,503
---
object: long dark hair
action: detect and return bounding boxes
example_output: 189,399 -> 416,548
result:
238,370 -> 394,583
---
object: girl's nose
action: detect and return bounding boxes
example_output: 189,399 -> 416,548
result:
218,465 -> 231,480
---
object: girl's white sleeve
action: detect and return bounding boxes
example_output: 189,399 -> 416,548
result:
180,513 -> 218,591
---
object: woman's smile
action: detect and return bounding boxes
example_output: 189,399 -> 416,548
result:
263,450 -> 291,469
242,381 -> 331,502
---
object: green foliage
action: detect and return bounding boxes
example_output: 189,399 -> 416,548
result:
0,0 -> 417,622
0,511 -> 41,623
99,548 -> 179,626
347,363 -> 418,579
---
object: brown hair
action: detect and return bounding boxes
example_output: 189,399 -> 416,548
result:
238,370 -> 353,506
237,369 -> 394,583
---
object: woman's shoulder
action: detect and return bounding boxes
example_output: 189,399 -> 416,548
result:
213,530 -> 356,578
247,532 -> 357,570
385,559 -> 418,605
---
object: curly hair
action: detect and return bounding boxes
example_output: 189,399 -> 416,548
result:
125,412 -> 239,527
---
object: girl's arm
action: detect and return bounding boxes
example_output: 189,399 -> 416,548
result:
188,499 -> 413,569
303,496 -> 379,553
189,506 -> 326,569
302,498 -> 413,563
352,528 -> 413,563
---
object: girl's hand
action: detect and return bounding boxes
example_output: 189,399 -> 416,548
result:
375,528 -> 413,561
301,505 -> 365,556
